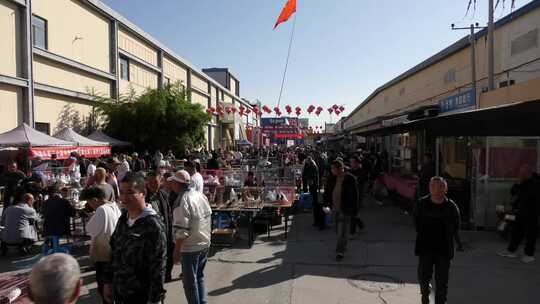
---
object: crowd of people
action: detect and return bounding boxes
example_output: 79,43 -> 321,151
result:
0,144 -> 538,304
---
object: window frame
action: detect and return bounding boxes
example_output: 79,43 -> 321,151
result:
35,122 -> 50,135
119,57 -> 130,81
31,15 -> 48,50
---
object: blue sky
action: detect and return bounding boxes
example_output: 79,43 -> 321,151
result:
102,0 -> 530,127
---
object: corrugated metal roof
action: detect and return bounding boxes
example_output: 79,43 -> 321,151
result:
344,0 -> 540,130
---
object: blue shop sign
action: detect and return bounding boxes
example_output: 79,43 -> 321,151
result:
438,90 -> 476,113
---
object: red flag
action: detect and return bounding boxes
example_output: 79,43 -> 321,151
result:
274,0 -> 297,29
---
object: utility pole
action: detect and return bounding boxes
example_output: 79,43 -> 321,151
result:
452,23 -> 485,108
470,24 -> 478,106
488,0 -> 495,90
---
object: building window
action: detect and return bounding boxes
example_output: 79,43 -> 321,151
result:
399,88 -> 405,96
120,57 -> 129,80
499,79 -> 515,88
164,76 -> 170,86
32,15 -> 47,49
444,69 -> 456,84
511,28 -> 538,56
35,122 -> 50,135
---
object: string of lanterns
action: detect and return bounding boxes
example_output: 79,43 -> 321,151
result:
206,104 -> 346,118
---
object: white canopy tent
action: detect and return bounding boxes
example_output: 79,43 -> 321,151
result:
0,123 -> 75,147
87,130 -> 131,147
54,127 -> 109,146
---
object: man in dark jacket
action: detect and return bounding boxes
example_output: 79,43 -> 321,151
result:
104,172 -> 166,304
302,156 -> 322,229
132,153 -> 147,173
41,184 -> 76,238
499,165 -> 540,263
0,162 -> 26,213
414,176 -> 462,304
349,156 -> 367,234
418,153 -> 436,197
324,160 -> 359,261
146,171 -> 174,282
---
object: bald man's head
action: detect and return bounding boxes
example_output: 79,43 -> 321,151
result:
30,253 -> 82,304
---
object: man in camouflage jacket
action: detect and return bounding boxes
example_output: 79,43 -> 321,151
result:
104,173 -> 167,304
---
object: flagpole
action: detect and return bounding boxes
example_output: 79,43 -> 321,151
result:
276,15 -> 297,110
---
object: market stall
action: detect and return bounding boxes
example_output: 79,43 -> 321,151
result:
203,166 -> 298,247
87,130 -> 131,147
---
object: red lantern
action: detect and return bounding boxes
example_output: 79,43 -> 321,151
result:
317,106 -> 323,112
285,105 -> 292,114
315,110 -> 321,117
332,104 -> 339,110
225,107 -> 232,114
307,105 -> 315,114
335,110 -> 341,116
339,105 -> 345,112
206,109 -> 213,114
328,108 -> 334,114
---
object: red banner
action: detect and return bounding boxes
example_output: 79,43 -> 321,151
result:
274,133 -> 304,139
30,146 -> 112,160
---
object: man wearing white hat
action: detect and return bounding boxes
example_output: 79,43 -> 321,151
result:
169,170 -> 212,304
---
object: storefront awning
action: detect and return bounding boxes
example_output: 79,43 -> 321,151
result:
352,99 -> 540,137
406,99 -> 540,136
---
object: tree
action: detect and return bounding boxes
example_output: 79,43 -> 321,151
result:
94,83 -> 211,153
466,0 -> 516,16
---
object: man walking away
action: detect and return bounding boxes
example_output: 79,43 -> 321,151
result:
185,161 -> 204,194
41,184 -> 76,239
302,156 -> 322,229
92,168 -> 116,202
105,172 -> 166,304
349,156 -> 367,235
499,164 -> 540,263
324,160 -> 359,261
414,176 -> 463,304
418,153 -> 436,198
171,170 -> 212,304
29,253 -> 82,304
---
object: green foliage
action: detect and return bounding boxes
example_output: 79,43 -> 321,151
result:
94,83 -> 211,153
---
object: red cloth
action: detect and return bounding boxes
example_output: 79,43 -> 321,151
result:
274,0 -> 296,29
0,273 -> 30,303
379,174 -> 418,200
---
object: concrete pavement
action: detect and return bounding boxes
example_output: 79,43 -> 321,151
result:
1,197 -> 539,303
159,197 -> 540,304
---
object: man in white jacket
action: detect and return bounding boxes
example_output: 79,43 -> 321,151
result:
170,170 -> 212,304
84,187 -> 121,304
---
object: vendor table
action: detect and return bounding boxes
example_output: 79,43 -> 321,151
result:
211,206 -> 262,248
262,201 -> 294,239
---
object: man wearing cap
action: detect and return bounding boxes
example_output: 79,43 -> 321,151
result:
170,170 -> 212,304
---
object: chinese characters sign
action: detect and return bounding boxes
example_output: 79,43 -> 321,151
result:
439,90 -> 476,113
